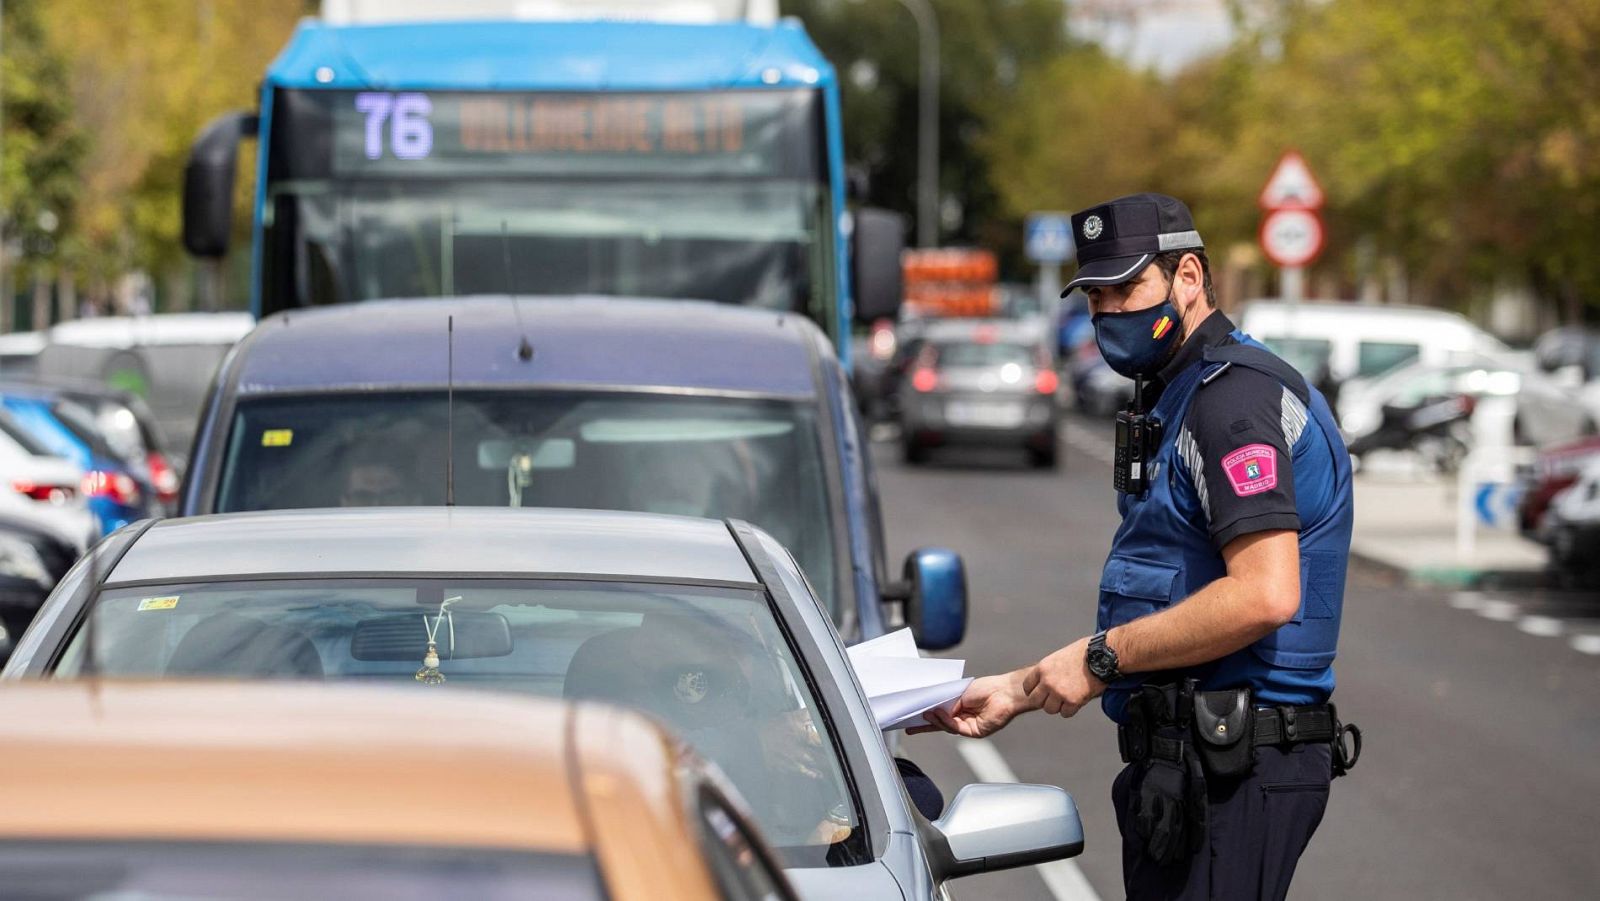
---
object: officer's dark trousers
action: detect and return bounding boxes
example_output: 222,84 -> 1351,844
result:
1112,742 -> 1331,900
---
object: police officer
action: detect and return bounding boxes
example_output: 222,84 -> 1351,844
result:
917,193 -> 1360,900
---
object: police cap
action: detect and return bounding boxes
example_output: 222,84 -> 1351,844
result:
1062,193 -> 1204,296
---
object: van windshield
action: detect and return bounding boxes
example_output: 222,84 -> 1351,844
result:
217,391 -> 840,618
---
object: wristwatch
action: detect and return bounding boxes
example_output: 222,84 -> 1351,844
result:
1086,630 -> 1124,683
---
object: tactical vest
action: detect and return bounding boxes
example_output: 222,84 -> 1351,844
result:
1097,332 -> 1354,724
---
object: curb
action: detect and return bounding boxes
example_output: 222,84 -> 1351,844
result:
1350,547 -> 1550,590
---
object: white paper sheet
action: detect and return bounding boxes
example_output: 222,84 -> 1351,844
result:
846,627 -> 971,731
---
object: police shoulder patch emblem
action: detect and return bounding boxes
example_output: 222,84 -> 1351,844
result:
1083,215 -> 1103,240
1222,444 -> 1278,496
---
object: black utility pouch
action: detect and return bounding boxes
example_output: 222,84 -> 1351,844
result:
1192,688 -> 1255,779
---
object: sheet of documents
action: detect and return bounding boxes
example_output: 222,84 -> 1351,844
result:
847,628 -> 972,731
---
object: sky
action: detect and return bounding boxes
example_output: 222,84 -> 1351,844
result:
1068,0 -> 1236,76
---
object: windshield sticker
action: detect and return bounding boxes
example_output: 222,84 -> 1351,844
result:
137,596 -> 180,612
261,429 -> 294,447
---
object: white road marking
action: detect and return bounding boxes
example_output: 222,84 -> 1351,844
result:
1517,615 -> 1564,638
1478,600 -> 1520,622
1449,592 -> 1486,611
955,740 -> 1103,901
1571,634 -> 1600,656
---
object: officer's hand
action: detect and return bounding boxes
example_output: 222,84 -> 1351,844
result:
909,669 -> 1035,738
1023,637 -> 1105,718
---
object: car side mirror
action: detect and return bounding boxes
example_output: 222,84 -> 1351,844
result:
852,207 -> 906,323
182,110 -> 258,259
1554,363 -> 1586,390
888,547 -> 967,651
928,783 -> 1085,879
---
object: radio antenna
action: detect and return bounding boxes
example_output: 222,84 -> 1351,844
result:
446,315 -> 456,508
501,221 -> 535,362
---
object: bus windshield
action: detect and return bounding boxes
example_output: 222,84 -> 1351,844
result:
261,88 -> 834,323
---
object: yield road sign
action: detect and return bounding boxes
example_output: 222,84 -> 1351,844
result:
1259,150 -> 1324,210
1024,212 -> 1074,264
1259,208 -> 1324,268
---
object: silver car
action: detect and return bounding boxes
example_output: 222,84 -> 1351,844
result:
898,319 -> 1061,468
6,507 -> 1083,898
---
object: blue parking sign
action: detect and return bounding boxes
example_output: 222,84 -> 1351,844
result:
1024,212 -> 1074,264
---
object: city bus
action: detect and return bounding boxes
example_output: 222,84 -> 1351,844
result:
180,2 -> 903,366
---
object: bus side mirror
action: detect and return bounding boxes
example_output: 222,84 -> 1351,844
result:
885,547 -> 967,651
852,207 -> 906,323
182,111 -> 258,259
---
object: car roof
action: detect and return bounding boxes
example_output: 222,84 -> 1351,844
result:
106,507 -> 759,586
916,317 -> 1047,344
0,681 -> 679,853
233,296 -> 822,399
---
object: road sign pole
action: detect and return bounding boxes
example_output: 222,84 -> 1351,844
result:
1038,263 -> 1060,318
1282,265 -> 1305,304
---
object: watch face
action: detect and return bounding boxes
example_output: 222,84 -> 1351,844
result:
1087,646 -> 1117,679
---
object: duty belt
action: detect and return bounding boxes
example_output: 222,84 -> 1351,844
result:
1118,703 -> 1336,764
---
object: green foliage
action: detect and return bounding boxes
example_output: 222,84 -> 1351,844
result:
785,0 -> 1071,255
1,0 -> 85,273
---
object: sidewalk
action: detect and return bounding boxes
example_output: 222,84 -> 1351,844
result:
1350,473 -> 1548,588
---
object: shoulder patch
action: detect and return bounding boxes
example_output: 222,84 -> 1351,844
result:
1222,444 -> 1278,496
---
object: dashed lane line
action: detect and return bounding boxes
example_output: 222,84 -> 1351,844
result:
1478,600 -> 1521,622
1571,634 -> 1600,655
955,739 -> 1103,901
1517,615 -> 1565,638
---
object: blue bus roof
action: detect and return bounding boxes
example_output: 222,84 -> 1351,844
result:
233,296 -> 823,398
266,18 -> 836,92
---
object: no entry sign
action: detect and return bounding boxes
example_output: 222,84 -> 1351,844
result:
1259,208 -> 1324,268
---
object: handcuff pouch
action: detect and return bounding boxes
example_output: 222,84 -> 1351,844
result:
1192,687 -> 1255,779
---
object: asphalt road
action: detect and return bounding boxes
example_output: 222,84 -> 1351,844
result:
878,415 -> 1600,901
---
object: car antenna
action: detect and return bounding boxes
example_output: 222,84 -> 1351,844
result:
446,315 -> 457,508
501,221 -> 535,362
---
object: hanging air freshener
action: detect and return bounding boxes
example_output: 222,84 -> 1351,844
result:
415,596 -> 460,685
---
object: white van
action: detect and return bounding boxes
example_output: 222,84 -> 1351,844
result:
1238,300 -> 1509,384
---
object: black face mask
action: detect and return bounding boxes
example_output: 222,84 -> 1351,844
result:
1092,294 -> 1184,379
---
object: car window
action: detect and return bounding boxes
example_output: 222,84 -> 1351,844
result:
58,578 -> 866,868
934,341 -> 1035,368
1259,337 -> 1332,378
218,391 -> 839,620
1357,341 -> 1421,378
0,841 -> 603,899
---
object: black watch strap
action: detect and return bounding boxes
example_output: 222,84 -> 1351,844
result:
1088,630 -> 1124,682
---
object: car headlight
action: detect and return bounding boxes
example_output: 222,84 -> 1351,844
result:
0,535 -> 52,588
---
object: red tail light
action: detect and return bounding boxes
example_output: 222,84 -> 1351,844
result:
912,368 -> 940,392
82,470 -> 142,506
1035,369 -> 1060,395
147,452 -> 179,505
12,481 -> 77,504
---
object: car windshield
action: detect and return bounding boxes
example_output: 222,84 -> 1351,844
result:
56,578 -> 865,867
217,391 -> 839,618
1259,336 -> 1333,378
0,842 -> 601,899
935,341 -> 1036,368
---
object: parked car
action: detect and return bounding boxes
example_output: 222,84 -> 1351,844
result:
0,384 -> 162,534
5,508 -> 1083,897
1337,356 -> 1594,453
1517,435 -> 1600,537
8,312 -> 253,455
0,681 -> 800,901
1540,456 -> 1600,586
3,379 -> 179,507
0,497 -> 81,661
0,409 -> 87,511
179,296 -> 964,645
898,318 -> 1061,467
1239,300 -> 1509,388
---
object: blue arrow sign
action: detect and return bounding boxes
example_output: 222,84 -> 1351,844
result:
1475,483 -> 1525,528
1025,212 -> 1074,264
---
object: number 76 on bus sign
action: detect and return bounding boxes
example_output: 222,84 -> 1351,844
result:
356,92 -> 435,161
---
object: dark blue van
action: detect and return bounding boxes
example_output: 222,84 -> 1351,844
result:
179,296 -> 965,646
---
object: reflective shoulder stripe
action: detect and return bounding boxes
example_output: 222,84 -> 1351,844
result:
1175,426 -> 1211,523
1281,385 -> 1308,447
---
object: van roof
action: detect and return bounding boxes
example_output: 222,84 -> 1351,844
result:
233,296 -> 822,399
